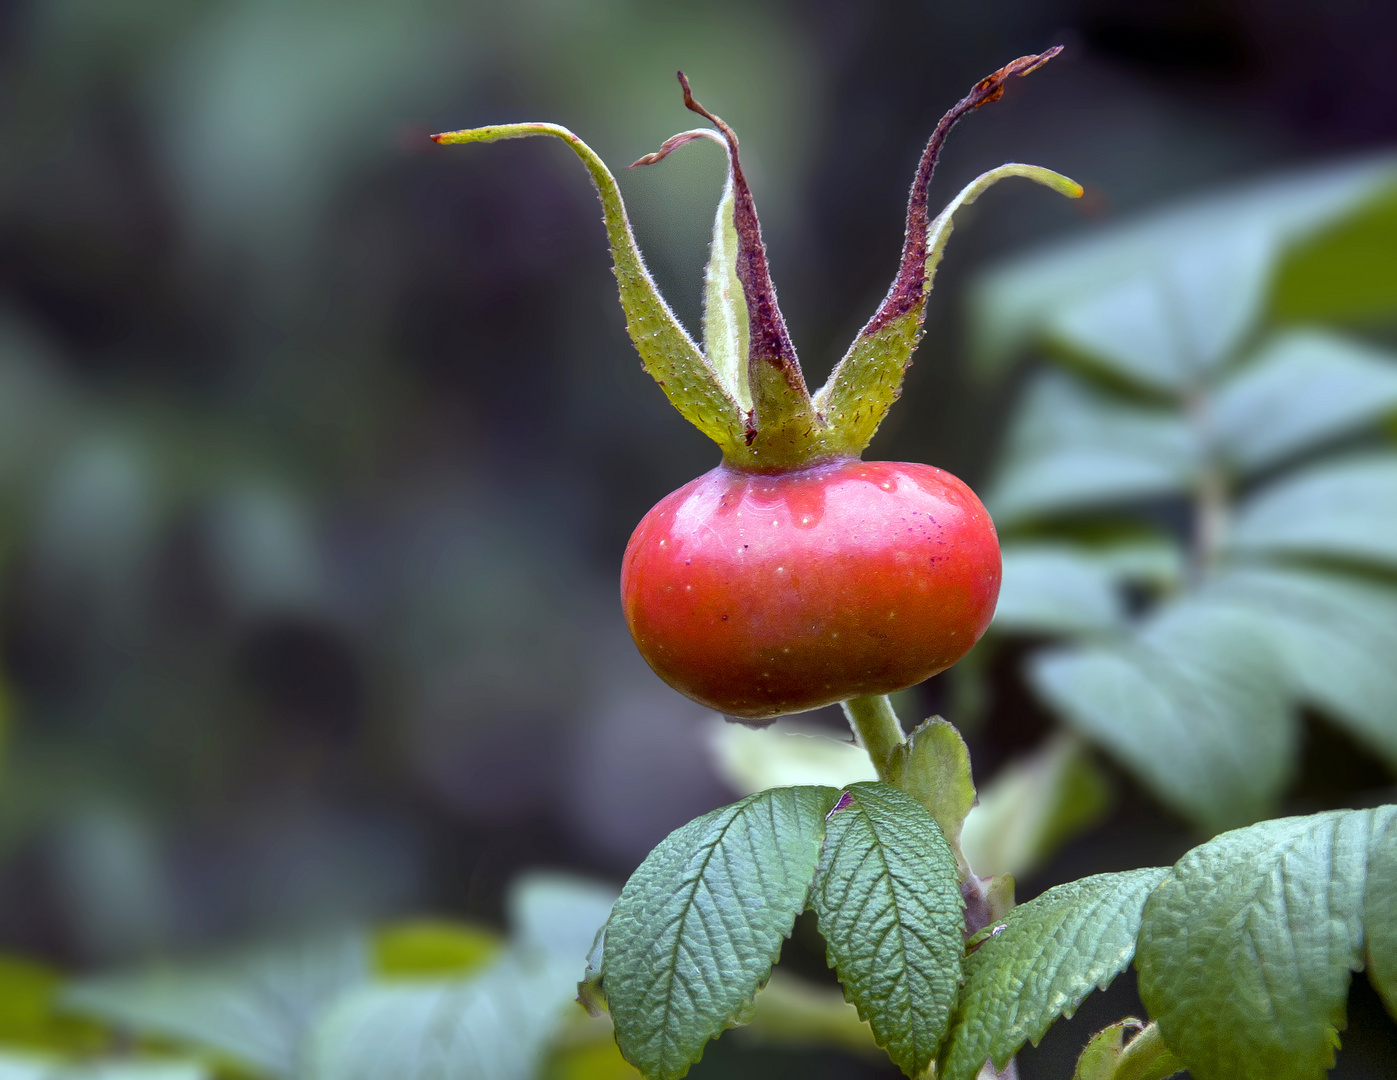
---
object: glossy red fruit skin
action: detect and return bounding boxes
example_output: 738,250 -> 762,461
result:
621,458 -> 1001,721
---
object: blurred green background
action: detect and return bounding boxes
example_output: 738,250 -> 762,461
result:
1,0 -> 1395,1077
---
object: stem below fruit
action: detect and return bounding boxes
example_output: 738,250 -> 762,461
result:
841,695 -> 905,782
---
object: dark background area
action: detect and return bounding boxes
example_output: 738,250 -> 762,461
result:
0,1 -> 1394,1076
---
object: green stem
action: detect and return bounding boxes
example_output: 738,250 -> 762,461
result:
841,695 -> 905,782
1113,1023 -> 1185,1080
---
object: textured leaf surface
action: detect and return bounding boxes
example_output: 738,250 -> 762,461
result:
1031,598 -> 1294,832
61,930 -> 367,1079
989,372 -> 1195,524
1212,329 -> 1397,472
970,155 -> 1397,375
604,786 -> 840,1080
994,546 -> 1123,635
809,782 -> 964,1078
433,124 -> 746,455
938,869 -> 1168,1080
1229,453 -> 1397,570
1206,566 -> 1397,769
1137,806 -> 1397,1080
1365,813 -> 1397,1017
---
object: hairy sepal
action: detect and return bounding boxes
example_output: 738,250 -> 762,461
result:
636,79 -> 825,471
816,163 -> 1082,455
432,123 -> 748,457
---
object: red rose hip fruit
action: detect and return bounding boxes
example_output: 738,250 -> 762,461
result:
436,56 -> 1073,721
621,459 -> 1001,720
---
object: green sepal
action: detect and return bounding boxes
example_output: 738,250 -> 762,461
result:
436,56 -> 1077,472
815,163 -> 1082,456
634,77 -> 826,472
432,123 -> 748,458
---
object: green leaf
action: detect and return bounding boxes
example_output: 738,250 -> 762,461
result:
1205,565 -> 1397,769
1365,813 -> 1397,1017
886,717 -> 976,874
1136,806 -> 1397,1080
50,1064 -> 209,1080
971,154 -> 1397,377
1073,1020 -> 1139,1080
603,786 -> 840,1080
816,163 -> 1080,455
938,868 -> 1168,1080
1030,598 -> 1295,832
959,735 -> 1111,879
1072,1021 -> 1185,1080
988,372 -> 1195,525
61,929 -> 368,1079
544,1030 -> 643,1080
0,1058 -> 211,1080
706,719 -> 876,797
305,951 -> 578,1080
306,873 -> 614,1080
809,781 -> 964,1078
1273,182 -> 1397,323
1212,329 -> 1397,472
372,920 -> 500,979
0,955 -> 104,1054
432,123 -> 747,457
1229,453 -> 1397,570
994,545 -> 1124,635
1046,228 -> 1273,394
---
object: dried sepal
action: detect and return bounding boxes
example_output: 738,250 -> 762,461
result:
634,75 -> 826,471
435,52 -> 1081,472
814,48 -> 1082,455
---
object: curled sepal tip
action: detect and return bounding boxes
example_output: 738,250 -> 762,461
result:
435,51 -> 1079,472
633,73 -> 824,469
431,121 -> 749,457
814,47 -> 1083,456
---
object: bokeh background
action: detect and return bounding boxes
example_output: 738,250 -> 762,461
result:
1,1 -> 1396,1077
